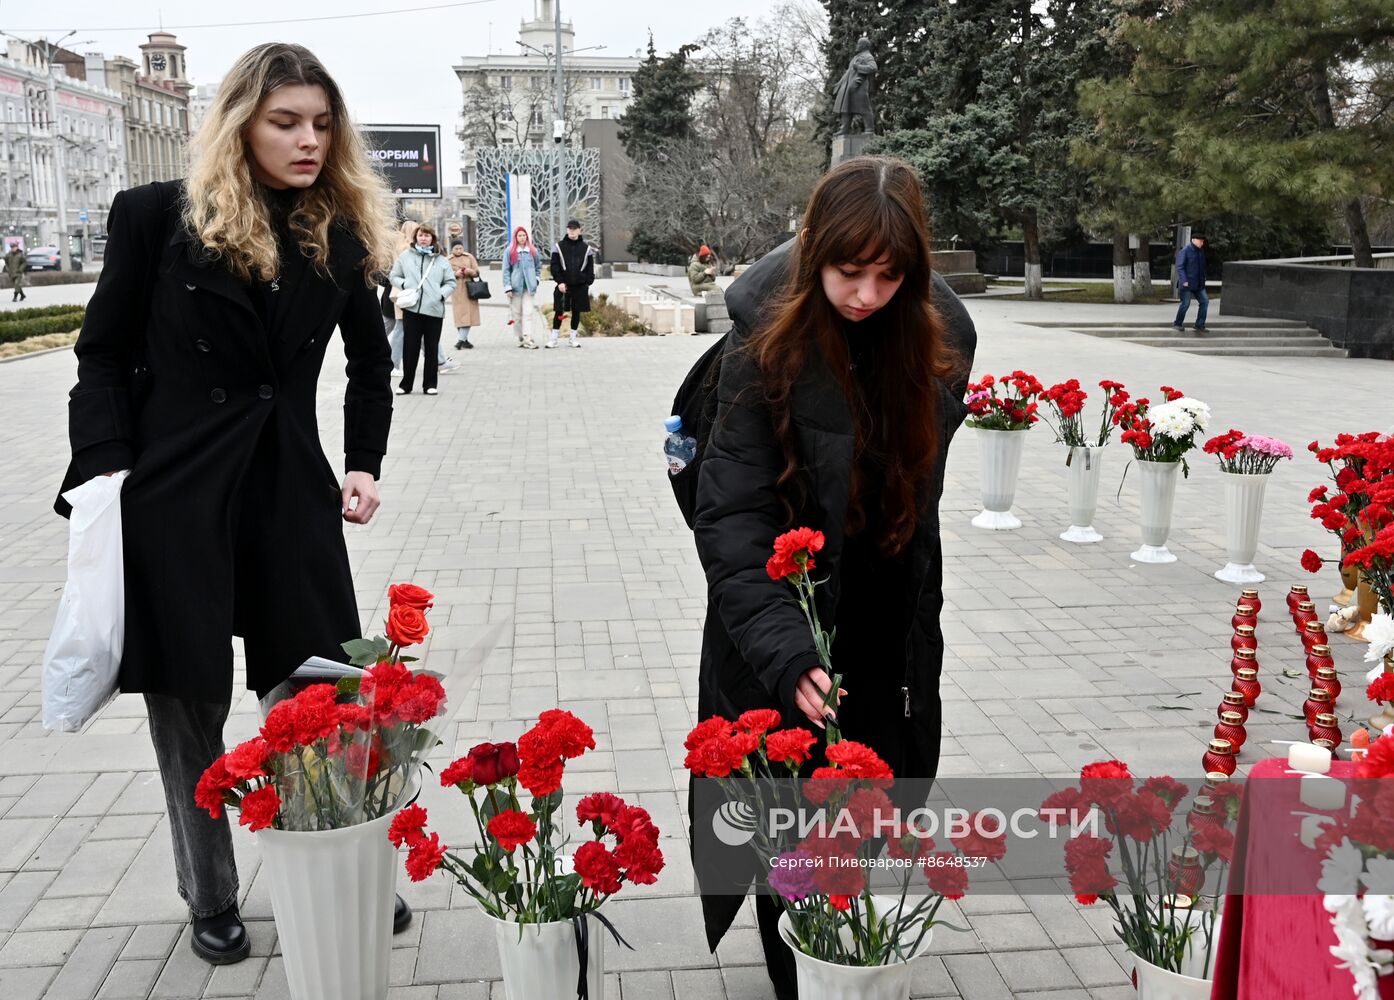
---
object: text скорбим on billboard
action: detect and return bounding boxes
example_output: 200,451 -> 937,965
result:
362,124 -> 441,198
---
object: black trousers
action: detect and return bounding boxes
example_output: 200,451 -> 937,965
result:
552,295 -> 582,330
756,895 -> 799,999
400,310 -> 442,392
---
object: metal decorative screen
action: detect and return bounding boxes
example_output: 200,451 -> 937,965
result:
473,147 -> 601,259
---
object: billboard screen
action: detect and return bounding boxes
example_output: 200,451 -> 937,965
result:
362,124 -> 442,198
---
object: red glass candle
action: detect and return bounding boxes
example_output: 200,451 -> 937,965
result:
1232,604 -> 1258,630
1230,647 -> 1259,676
1168,846 -> 1204,897
1306,644 -> 1335,678
1215,711 -> 1247,752
1303,687 -> 1334,726
1292,600 -> 1319,630
1301,620 -> 1329,653
1231,625 -> 1257,653
1313,666 -> 1342,703
1232,667 -> 1262,707
1202,739 -> 1237,776
1313,738 -> 1338,756
1217,691 -> 1249,724
1310,713 -> 1342,748
1201,772 -> 1230,796
1286,585 -> 1310,614
1239,589 -> 1262,615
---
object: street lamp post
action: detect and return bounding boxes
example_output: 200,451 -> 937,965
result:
554,0 -> 565,252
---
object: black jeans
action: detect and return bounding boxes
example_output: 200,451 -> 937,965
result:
401,310 -> 442,392
144,694 -> 239,918
757,894 -> 799,999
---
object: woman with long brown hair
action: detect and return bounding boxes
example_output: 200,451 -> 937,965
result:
690,156 -> 977,997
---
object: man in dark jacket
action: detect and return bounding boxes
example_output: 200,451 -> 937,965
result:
1173,233 -> 1209,333
548,219 -> 596,348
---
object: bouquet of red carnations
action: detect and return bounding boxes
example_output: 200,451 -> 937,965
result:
389,709 -> 664,922
194,583 -> 448,831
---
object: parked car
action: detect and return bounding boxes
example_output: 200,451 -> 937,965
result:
25,247 -> 84,271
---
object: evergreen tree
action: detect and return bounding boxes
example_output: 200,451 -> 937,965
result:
618,37 -> 704,263
1077,0 -> 1394,268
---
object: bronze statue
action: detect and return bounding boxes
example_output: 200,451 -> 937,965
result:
833,36 -> 877,135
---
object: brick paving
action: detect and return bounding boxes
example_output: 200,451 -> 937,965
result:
0,270 -> 1388,998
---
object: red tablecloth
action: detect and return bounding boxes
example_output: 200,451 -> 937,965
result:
1210,756 -> 1394,999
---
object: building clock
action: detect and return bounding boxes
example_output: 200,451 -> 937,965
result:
150,53 -> 167,71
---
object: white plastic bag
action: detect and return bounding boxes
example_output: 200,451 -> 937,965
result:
42,471 -> 129,732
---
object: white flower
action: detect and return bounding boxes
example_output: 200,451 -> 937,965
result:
1363,894 -> 1394,940
1364,857 -> 1394,895
1147,402 -> 1193,440
1321,840 -> 1366,895
1172,397 -> 1211,432
1363,614 -> 1394,666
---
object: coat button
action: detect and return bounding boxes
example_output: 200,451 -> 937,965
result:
210,388 -> 227,403
185,283 -> 196,291
195,339 -> 212,353
258,385 -> 274,400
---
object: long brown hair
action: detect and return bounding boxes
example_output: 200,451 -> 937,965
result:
750,156 -> 958,556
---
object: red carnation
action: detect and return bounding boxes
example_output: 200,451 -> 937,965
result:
766,527 -> 825,581
1358,736 -> 1394,779
574,841 -> 623,895
1301,549 -> 1324,573
389,803 -> 429,848
1079,760 -> 1132,805
925,856 -> 969,899
388,582 -> 435,609
237,785 -> 281,832
813,857 -> 866,897
195,758 -> 238,819
1367,675 -> 1394,703
577,792 -> 628,830
684,717 -> 733,751
824,740 -> 894,782
1192,821 -> 1235,863
765,728 -> 816,766
405,832 -> 447,881
224,738 -> 271,780
735,709 -> 781,735
392,674 -> 447,725
487,810 -> 538,853
517,756 -> 566,798
950,810 -> 1007,862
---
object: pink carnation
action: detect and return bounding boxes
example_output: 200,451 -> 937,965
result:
1237,435 -> 1292,460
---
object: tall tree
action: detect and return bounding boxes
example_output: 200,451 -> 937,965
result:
1077,0 -> 1394,268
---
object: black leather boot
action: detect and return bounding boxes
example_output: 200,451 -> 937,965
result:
190,904 -> 250,964
394,894 -> 412,934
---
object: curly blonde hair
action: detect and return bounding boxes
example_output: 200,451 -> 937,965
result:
183,43 -> 395,284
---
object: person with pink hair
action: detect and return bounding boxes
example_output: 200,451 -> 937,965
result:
501,224 -> 543,349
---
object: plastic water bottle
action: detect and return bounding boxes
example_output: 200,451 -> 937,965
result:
664,416 -> 697,475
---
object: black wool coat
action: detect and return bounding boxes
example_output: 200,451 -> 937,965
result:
690,239 -> 976,949
57,180 -> 393,701
549,236 -> 596,315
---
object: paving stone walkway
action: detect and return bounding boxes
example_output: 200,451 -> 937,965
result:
0,271 -> 1387,999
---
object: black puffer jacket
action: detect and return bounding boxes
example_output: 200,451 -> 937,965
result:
689,238 -> 976,948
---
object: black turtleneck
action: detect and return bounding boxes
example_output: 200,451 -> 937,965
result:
253,184 -> 311,331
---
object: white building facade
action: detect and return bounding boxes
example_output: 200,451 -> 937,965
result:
1,43 -> 126,250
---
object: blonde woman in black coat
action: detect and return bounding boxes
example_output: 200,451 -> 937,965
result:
58,43 -> 396,964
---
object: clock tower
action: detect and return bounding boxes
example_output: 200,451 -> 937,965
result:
139,32 -> 190,96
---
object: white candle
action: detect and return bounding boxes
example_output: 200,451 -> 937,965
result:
1299,814 -> 1336,849
1300,773 -> 1346,812
1288,742 -> 1332,774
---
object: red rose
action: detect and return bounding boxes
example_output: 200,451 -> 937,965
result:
1301,549 -> 1324,573
237,785 -> 281,832
577,792 -> 627,830
388,582 -> 435,609
735,709 -> 781,735
574,841 -> 623,895
765,728 -> 816,766
925,855 -> 969,900
467,741 -> 521,786
389,803 -> 429,848
405,832 -> 447,881
195,758 -> 237,819
487,810 -> 538,853
224,738 -> 271,780
385,604 -> 430,647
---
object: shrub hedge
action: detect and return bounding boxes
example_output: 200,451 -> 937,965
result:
0,307 -> 86,344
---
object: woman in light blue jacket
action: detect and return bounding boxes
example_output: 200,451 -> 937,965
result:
501,224 -> 543,349
389,223 -> 456,394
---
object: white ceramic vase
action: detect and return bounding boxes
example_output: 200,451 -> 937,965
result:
972,428 -> 1028,530
489,912 -> 606,1000
257,805 -> 403,1000
1060,444 -> 1105,543
1131,952 -> 1214,1000
1214,471 -> 1270,583
777,898 -> 934,1000
1131,459 -> 1182,563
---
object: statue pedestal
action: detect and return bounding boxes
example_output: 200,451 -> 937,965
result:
831,132 -> 872,166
